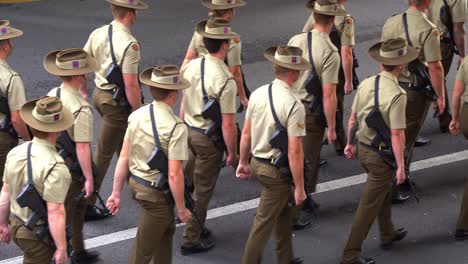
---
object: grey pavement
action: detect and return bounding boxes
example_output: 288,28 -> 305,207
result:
1,0 -> 468,263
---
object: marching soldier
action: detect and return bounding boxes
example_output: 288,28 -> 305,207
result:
83,0 -> 148,220
180,0 -> 248,110
0,20 -> 31,191
449,56 -> 468,241
427,0 -> 466,133
44,49 -> 100,263
0,97 -> 74,264
341,38 -> 418,264
303,0 -> 355,155
381,0 -> 446,203
236,45 -> 308,264
287,0 -> 344,229
106,65 -> 192,264
180,18 -> 239,255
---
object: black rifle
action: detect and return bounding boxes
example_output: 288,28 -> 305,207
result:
236,64 -> 251,113
0,76 -> 17,138
441,0 -> 460,56
329,25 -> 360,90
365,76 -> 419,202
403,13 -> 438,102
16,143 -> 74,261
147,104 -> 201,226
106,24 -> 131,111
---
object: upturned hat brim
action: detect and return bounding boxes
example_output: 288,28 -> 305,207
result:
195,20 -> 239,40
0,27 -> 23,41
106,0 -> 148,10
368,42 -> 419,66
43,50 -> 98,76
264,47 -> 311,71
140,68 -> 191,90
21,98 -> 74,133
201,0 -> 246,10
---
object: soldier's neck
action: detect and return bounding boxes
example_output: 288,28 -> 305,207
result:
315,24 -> 333,35
276,76 -> 295,87
114,18 -> 132,29
0,52 -> 8,61
208,52 -> 226,61
62,80 -> 80,91
408,5 -> 426,13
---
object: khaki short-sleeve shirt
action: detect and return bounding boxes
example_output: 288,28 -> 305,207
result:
352,71 -> 407,146
455,56 -> 468,102
187,31 -> 242,67
0,59 -> 26,126
381,9 -> 442,83
182,55 -> 237,130
47,84 -> 93,143
124,101 -> 189,186
288,29 -> 341,102
3,138 -> 71,223
303,11 -> 356,46
246,79 -> 306,160
83,20 -> 141,91
427,0 -> 467,36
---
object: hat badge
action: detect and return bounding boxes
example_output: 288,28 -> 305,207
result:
129,0 -> 135,4
53,114 -> 60,121
398,50 -> 404,56
0,28 -> 6,35
224,27 -> 229,33
173,76 -> 179,84
72,60 -> 79,69
292,57 -> 297,64
227,0 -> 232,3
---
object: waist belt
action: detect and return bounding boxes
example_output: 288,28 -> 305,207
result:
360,142 -> 390,152
254,156 -> 275,166
130,174 -> 160,190
189,125 -> 206,134
398,82 -> 418,90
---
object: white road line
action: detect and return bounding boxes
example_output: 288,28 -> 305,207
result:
2,150 -> 468,264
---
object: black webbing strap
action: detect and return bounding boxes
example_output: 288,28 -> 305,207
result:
26,142 -> 33,184
268,84 -> 284,129
402,13 -> 413,47
307,32 -> 318,75
373,75 -> 381,112
442,0 -> 450,10
200,58 -> 208,104
108,25 -> 118,67
55,87 -> 61,98
149,104 -> 162,149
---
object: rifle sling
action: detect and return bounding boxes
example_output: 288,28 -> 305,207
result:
108,25 -> 118,67
27,142 -> 33,184
373,75 -> 381,112
268,84 -> 284,130
307,32 -> 318,76
201,58 -> 208,103
402,13 -> 413,48
149,104 -> 162,149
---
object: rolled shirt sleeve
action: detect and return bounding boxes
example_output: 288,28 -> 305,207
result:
226,40 -> 242,67
219,79 -> 237,114
340,16 -> 356,46
7,75 -> 26,112
73,107 -> 93,143
42,162 -> 71,204
121,42 -> 141,74
168,123 -> 189,161
286,102 -> 306,137
423,28 -> 442,62
321,52 -> 340,85
451,0 -> 468,23
388,94 -> 407,129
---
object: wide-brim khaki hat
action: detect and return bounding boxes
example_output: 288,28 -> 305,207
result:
44,49 -> 98,76
106,0 -> 148,10
21,96 -> 74,133
306,0 -> 348,17
196,19 -> 239,40
0,20 -> 24,41
264,46 -> 311,71
368,38 -> 419,66
140,65 -> 191,90
201,0 -> 246,10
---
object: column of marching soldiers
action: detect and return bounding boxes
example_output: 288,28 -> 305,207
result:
1,0 -> 468,263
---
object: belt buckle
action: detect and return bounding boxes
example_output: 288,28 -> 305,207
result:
378,145 -> 383,151
150,181 -> 157,187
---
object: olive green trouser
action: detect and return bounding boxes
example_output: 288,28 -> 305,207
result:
335,82 -> 347,151
341,145 -> 397,264
90,88 -> 129,205
0,131 -> 18,190
302,102 -> 325,193
128,178 -> 175,264
456,105 -> 468,230
404,90 -> 431,171
242,158 -> 294,264
64,169 -> 86,252
438,40 -> 454,129
11,216 -> 55,264
182,130 -> 223,247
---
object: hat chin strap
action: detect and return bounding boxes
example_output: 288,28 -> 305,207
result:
32,108 -> 63,124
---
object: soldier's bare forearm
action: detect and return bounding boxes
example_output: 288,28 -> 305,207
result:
428,61 -> 445,100
451,80 -> 465,122
168,160 -> 186,212
76,143 -> 93,183
323,84 -> 337,131
347,112 -> 358,145
239,119 -> 251,165
288,137 -> 304,191
47,203 -> 67,251
229,66 -> 247,100
454,22 -> 465,57
0,185 -> 10,226
341,46 -> 354,85
391,129 -> 405,170
112,140 -> 130,196
10,111 -> 31,141
222,114 -> 237,156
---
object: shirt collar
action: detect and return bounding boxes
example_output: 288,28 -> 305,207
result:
272,78 -> 292,90
0,59 -> 9,67
406,8 -> 425,17
60,83 -> 81,96
205,54 -> 225,65
380,71 -> 399,84
152,100 -> 174,114
32,137 -> 56,150
111,20 -> 131,33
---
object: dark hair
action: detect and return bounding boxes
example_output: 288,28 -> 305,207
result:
150,87 -> 174,101
111,4 -> 134,19
208,9 -> 232,18
30,127 -> 50,139
273,64 -> 298,77
313,12 -> 335,25
59,76 -> 73,82
382,64 -> 397,72
202,37 -> 229,54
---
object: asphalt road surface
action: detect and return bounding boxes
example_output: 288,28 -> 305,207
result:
1,0 -> 468,263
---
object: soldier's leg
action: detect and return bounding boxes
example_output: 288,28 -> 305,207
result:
456,180 -> 468,231
183,136 -> 196,192
0,132 -> 17,190
90,88 -> 129,205
335,83 -> 347,153
275,190 -> 294,263
242,160 -> 291,264
377,187 -> 396,243
439,41 -> 454,131
182,132 -> 223,247
341,146 -> 396,264
11,217 -> 55,264
129,196 -> 175,264
64,174 -> 85,252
